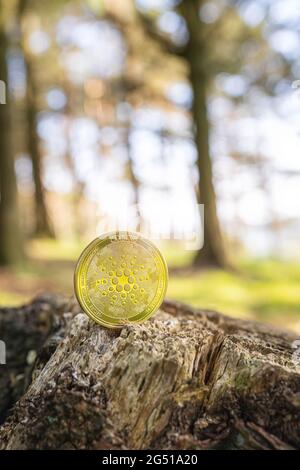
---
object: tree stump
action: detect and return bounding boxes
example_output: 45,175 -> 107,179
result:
0,295 -> 299,450
0,294 -> 80,423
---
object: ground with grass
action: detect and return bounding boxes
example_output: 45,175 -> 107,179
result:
0,238 -> 300,334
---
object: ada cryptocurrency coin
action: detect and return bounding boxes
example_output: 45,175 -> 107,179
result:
74,231 -> 168,328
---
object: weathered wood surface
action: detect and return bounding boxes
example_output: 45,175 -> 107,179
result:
0,295 -> 299,450
0,294 -> 80,423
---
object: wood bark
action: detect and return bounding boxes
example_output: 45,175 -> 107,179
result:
0,294 -> 80,423
0,294 -> 299,450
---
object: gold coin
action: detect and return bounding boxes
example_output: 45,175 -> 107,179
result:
74,231 -> 168,328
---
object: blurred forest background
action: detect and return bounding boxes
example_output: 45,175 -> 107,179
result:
0,0 -> 300,332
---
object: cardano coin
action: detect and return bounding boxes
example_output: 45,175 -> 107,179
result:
74,231 -> 168,328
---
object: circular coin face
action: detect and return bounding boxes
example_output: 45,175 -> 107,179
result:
74,232 -> 168,328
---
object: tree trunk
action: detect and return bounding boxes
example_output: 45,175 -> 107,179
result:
23,50 -> 54,238
126,127 -> 140,207
0,294 -> 299,450
63,82 -> 86,240
190,74 -> 229,268
181,0 -> 229,269
124,124 -> 143,230
15,0 -> 54,238
0,15 -> 23,265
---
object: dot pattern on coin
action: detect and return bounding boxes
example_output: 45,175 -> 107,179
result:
74,232 -> 168,328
